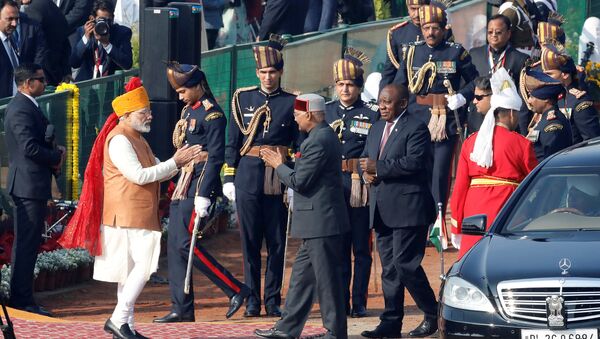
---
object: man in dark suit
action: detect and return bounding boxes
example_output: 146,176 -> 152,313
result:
0,0 -> 46,98
360,84 -> 438,338
56,0 -> 93,35
467,14 -> 529,134
256,94 -> 350,339
257,0 -> 308,41
69,0 -> 132,82
4,63 -> 65,316
22,0 -> 71,85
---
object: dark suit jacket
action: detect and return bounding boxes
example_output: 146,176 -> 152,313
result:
23,0 -> 71,85
58,0 -> 93,34
4,92 -> 62,200
361,112 -> 435,228
469,44 -> 528,85
258,0 -> 308,40
275,122 -> 350,239
69,23 -> 133,82
0,14 -> 47,99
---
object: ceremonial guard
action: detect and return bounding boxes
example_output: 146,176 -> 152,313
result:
224,34 -> 301,317
539,43 -> 600,143
325,47 -> 379,318
521,69 -> 572,161
154,63 -> 250,324
394,0 -> 478,214
498,1 -> 537,55
380,0 -> 429,88
451,68 -> 538,258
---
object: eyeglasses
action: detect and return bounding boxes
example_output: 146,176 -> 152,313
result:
135,109 -> 152,117
487,30 -> 507,36
474,93 -> 491,101
30,76 -> 46,83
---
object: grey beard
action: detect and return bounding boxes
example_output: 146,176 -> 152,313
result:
131,120 -> 151,133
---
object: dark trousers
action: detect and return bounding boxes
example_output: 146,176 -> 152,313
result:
341,203 -> 372,309
431,135 -> 457,213
374,207 -> 437,327
9,196 -> 46,307
303,0 -> 337,32
206,29 -> 219,50
167,198 -> 244,316
236,189 -> 287,307
276,235 -> 348,339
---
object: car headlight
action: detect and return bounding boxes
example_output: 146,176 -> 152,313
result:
442,276 -> 495,313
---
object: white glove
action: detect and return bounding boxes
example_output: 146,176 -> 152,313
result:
445,93 -> 467,110
194,196 -> 211,218
451,233 -> 462,250
223,182 -> 236,202
286,187 -> 293,210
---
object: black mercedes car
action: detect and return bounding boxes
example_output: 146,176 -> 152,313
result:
440,139 -> 600,339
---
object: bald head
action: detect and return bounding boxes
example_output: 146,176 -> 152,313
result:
378,84 -> 408,122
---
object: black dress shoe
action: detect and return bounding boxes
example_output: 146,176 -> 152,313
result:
243,304 -> 260,317
351,305 -> 368,318
408,318 -> 438,337
131,329 -> 149,339
226,287 -> 251,318
265,304 -> 282,317
152,311 -> 195,323
22,305 -> 52,317
104,319 -> 136,339
254,327 -> 293,339
361,323 -> 402,338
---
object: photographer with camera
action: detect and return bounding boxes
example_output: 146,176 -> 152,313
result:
69,0 -> 132,82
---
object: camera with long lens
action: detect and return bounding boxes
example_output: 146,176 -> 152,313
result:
94,17 -> 111,36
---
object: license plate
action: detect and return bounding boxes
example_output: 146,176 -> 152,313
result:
521,329 -> 597,339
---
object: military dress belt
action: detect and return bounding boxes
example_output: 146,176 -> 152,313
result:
341,159 -> 360,173
416,93 -> 448,109
470,176 -> 519,187
244,145 -> 288,158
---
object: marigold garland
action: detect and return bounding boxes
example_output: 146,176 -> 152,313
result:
55,83 -> 81,200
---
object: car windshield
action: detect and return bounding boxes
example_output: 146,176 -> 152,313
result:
502,169 -> 600,233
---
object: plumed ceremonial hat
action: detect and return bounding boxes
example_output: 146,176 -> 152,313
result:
295,94 -> 325,113
540,42 -> 576,74
333,47 -> 370,87
112,79 -> 150,117
538,12 -> 565,44
418,0 -> 451,26
253,34 -> 287,70
406,0 -> 430,5
166,62 -> 206,90
524,69 -> 565,100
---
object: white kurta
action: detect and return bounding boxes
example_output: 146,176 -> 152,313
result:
94,134 -> 178,283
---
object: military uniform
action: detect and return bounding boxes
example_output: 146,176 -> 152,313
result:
394,39 -> 478,210
155,63 -> 249,323
380,20 -> 424,89
225,85 -> 301,313
527,107 -> 572,162
560,86 -> 600,144
325,99 -> 378,313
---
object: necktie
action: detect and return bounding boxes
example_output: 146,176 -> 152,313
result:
379,122 -> 393,159
5,37 -> 18,69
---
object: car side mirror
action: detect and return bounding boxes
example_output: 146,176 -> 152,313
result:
461,214 -> 487,235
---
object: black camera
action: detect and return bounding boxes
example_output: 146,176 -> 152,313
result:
94,17 -> 111,36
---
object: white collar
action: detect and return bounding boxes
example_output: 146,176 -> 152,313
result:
21,91 -> 39,107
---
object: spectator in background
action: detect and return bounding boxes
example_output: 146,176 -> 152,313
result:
0,0 -> 46,98
55,0 -> 93,35
304,0 -> 337,33
258,0 -> 308,41
5,63 -> 65,316
204,0 -> 228,49
338,0 -> 375,25
69,0 -> 132,81
21,0 -> 71,85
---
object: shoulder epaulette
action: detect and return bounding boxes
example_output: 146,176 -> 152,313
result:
202,99 -> 214,111
205,112 -> 223,121
569,88 -> 586,99
389,21 -> 408,32
576,101 -> 593,112
544,123 -> 563,133
326,100 -> 336,105
191,101 -> 202,110
282,88 -> 301,96
235,86 -> 259,95
546,110 -> 557,120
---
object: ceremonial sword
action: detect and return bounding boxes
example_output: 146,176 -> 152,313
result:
184,161 -> 208,295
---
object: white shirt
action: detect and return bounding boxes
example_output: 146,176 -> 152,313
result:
21,91 -> 39,107
0,31 -> 18,95
108,134 -> 178,185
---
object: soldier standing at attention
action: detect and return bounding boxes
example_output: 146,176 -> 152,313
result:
223,34 -> 302,318
393,0 -> 479,218
326,47 -> 379,318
